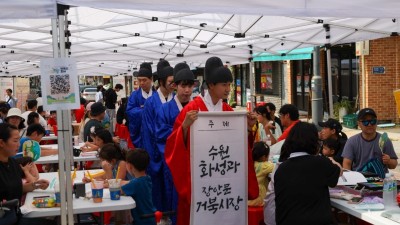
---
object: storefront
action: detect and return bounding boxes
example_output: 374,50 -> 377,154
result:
253,47 -> 314,111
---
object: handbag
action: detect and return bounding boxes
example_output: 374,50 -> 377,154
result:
357,157 -> 386,179
0,199 -> 20,225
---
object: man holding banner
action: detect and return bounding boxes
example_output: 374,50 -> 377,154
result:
165,57 -> 259,225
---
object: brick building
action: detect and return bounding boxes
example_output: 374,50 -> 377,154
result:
231,36 -> 400,123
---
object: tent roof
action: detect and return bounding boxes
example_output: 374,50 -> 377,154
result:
0,1 -> 399,76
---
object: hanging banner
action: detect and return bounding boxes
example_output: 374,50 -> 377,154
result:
261,62 -> 273,90
40,58 -> 80,110
190,112 -> 247,225
0,78 -> 13,101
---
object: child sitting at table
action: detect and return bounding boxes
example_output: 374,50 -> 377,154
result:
248,141 -> 274,207
82,143 -> 129,183
15,156 -> 39,183
81,128 -> 113,152
322,138 -> 340,158
121,149 -> 156,225
17,124 -> 58,158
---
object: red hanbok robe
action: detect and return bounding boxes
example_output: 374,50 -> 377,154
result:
165,96 -> 259,225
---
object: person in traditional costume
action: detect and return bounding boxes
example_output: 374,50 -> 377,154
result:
141,60 -> 175,210
155,62 -> 194,219
164,56 -> 259,225
126,63 -> 154,148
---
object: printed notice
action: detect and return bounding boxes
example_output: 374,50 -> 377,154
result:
190,112 -> 247,225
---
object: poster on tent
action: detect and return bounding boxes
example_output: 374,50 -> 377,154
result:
261,62 -> 273,90
40,58 -> 80,110
0,78 -> 13,99
190,112 -> 247,225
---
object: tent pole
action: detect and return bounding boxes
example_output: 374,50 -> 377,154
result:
324,24 -> 334,117
52,17 -> 67,225
53,5 -> 74,225
249,61 -> 255,109
361,49 -> 366,108
311,46 -> 323,126
327,49 -> 334,117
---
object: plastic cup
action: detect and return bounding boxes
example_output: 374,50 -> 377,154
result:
91,180 -> 104,203
108,179 -> 121,200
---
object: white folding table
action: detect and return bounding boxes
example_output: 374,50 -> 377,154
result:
331,198 -> 400,225
21,171 -> 136,224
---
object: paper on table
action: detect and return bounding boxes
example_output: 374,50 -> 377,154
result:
80,151 -> 98,157
337,171 -> 367,186
269,140 -> 285,159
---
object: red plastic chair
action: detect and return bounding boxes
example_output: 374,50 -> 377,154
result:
248,206 -> 264,225
53,125 -> 58,136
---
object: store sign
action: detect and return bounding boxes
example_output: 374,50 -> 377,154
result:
261,62 -> 272,90
372,66 -> 385,74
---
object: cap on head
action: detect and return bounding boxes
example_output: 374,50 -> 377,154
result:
174,68 -> 195,83
205,57 -> 223,81
140,62 -> 152,74
174,62 -> 190,76
158,66 -> 174,80
206,66 -> 233,84
357,108 -> 377,120
90,102 -> 106,116
318,118 -> 342,133
6,108 -> 23,119
137,68 -> 152,79
157,60 -> 170,74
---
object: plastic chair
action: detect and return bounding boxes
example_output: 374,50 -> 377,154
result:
248,206 -> 264,225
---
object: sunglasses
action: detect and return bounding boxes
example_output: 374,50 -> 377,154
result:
361,119 -> 377,126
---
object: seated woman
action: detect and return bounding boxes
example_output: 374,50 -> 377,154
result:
274,122 -> 342,225
254,105 -> 281,145
0,123 -> 52,225
318,118 -> 348,165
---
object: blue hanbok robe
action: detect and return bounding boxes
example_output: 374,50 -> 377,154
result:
126,87 -> 155,148
154,96 -> 183,222
141,88 -> 173,210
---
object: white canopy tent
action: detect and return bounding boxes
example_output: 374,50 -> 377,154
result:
1,1 -> 399,225
1,1 -> 399,77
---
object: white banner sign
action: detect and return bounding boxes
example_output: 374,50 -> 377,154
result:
190,111 -> 247,225
40,58 -> 80,110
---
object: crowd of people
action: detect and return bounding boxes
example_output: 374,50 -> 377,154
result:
0,56 -> 398,225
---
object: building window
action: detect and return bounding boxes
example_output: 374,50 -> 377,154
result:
255,62 -> 280,95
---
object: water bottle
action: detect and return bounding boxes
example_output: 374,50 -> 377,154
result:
265,135 -> 271,146
383,173 -> 396,208
392,173 -> 398,204
54,180 -> 61,207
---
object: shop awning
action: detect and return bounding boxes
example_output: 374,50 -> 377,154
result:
253,47 -> 314,61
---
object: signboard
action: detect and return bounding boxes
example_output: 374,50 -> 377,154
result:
190,112 -> 247,225
261,62 -> 272,90
40,58 -> 80,110
0,77 -> 13,100
356,41 -> 370,56
372,66 -> 385,74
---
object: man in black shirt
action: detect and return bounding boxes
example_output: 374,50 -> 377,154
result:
104,84 -> 123,135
